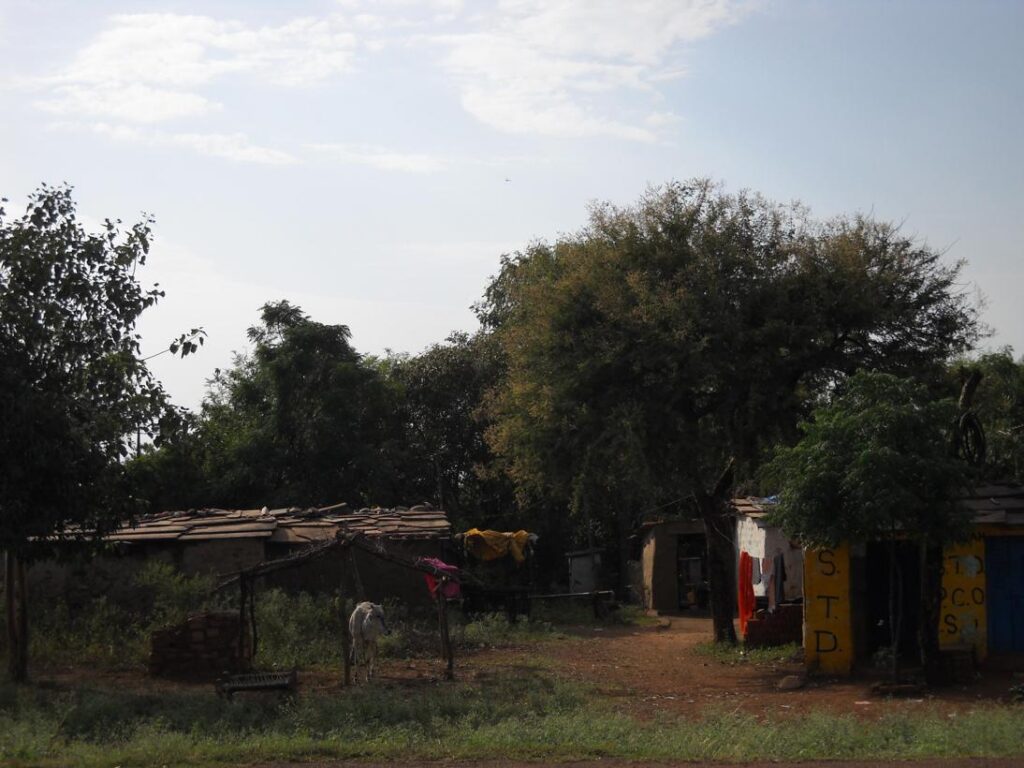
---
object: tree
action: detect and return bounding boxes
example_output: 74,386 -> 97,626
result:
949,349 -> 1024,481
384,332 -> 515,530
0,185 -> 188,681
136,301 -> 407,510
480,180 -> 979,641
764,371 -> 972,677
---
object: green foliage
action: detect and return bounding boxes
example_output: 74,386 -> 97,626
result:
480,178 -> 980,563
384,331 -> 515,529
0,185 -> 185,554
764,371 -> 972,547
132,300 -> 412,509
22,562 -> 220,669
950,349 -> 1024,481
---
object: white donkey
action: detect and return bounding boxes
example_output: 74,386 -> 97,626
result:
348,601 -> 390,681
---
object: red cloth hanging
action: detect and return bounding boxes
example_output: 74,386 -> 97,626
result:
737,551 -> 755,637
420,557 -> 462,599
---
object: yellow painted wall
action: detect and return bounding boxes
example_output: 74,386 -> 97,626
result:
939,538 -> 987,659
803,544 -> 854,675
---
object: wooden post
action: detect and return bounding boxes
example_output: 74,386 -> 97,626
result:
4,552 -> 28,682
436,577 -> 454,681
5,551 -> 24,682
341,597 -> 352,687
16,558 -> 27,681
238,575 -> 249,664
248,579 -> 258,664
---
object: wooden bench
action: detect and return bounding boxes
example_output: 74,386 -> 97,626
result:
216,669 -> 298,700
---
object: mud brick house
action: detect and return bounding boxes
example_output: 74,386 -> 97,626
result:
639,518 -> 707,611
802,483 -> 1024,675
31,503 -> 451,610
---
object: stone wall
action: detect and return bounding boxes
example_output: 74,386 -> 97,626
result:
149,611 -> 251,680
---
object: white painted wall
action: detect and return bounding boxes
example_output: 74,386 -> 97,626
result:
736,514 -> 803,601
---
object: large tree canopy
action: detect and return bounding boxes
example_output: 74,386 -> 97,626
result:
0,184 -> 186,679
480,179 -> 980,641
0,185 -> 181,551
135,301 -> 408,509
384,332 -> 514,529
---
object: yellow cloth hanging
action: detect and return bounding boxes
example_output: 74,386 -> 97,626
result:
462,528 -> 532,563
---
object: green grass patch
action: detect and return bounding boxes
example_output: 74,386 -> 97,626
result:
1,671 -> 1023,767
694,640 -> 802,665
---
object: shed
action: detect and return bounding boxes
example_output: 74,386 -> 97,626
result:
566,547 -> 605,593
802,483 -> 1024,675
639,519 -> 707,612
733,497 -> 804,602
33,503 -> 452,610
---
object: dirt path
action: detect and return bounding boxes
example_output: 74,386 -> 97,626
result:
36,615 -> 1022,721
490,617 -> 1020,719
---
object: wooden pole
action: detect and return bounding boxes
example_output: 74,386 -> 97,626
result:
238,575 -> 248,664
341,597 -> 352,688
15,557 -> 27,681
437,577 -> 454,681
248,578 -> 258,665
5,552 -> 20,682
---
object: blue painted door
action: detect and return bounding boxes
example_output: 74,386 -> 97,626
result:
986,537 -> 1024,652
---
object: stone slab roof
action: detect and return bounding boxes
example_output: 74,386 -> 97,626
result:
107,503 -> 450,544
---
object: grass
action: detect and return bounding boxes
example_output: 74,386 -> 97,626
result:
15,562 -> 570,674
694,640 -> 802,665
1,671 -> 1023,767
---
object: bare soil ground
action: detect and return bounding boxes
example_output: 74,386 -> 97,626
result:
38,615 -> 1024,721
534,617 -> 1024,720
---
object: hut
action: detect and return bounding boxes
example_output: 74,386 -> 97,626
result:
802,483 -> 1024,675
31,503 -> 452,610
638,519 -> 707,612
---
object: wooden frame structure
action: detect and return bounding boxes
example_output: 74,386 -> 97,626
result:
217,530 -> 470,683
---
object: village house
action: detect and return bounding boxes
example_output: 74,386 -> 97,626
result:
30,503 -> 452,610
802,483 -> 1024,674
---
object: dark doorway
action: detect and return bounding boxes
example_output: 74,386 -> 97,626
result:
677,534 -> 707,609
987,537 -> 1024,652
864,540 -> 922,663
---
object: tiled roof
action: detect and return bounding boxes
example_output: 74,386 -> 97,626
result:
733,483 -> 1024,525
107,503 -> 450,544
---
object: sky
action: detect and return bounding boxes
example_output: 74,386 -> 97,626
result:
2,0 -> 1022,410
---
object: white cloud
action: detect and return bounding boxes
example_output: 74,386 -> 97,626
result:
65,122 -> 297,165
40,13 -> 358,124
37,83 -> 215,123
308,143 -> 446,173
437,0 -> 753,141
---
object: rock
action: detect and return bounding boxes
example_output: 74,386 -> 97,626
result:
777,674 -> 806,691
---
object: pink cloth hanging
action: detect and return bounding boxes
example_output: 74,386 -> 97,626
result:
420,557 -> 462,599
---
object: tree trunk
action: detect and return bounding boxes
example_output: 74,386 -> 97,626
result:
617,503 -> 633,595
887,537 -> 901,683
696,476 -> 738,645
918,541 -> 943,680
5,551 -> 28,683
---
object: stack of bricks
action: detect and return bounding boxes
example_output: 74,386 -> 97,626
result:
743,603 -> 802,648
149,611 -> 252,680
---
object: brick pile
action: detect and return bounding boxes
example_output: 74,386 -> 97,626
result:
149,611 -> 251,680
743,603 -> 802,647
